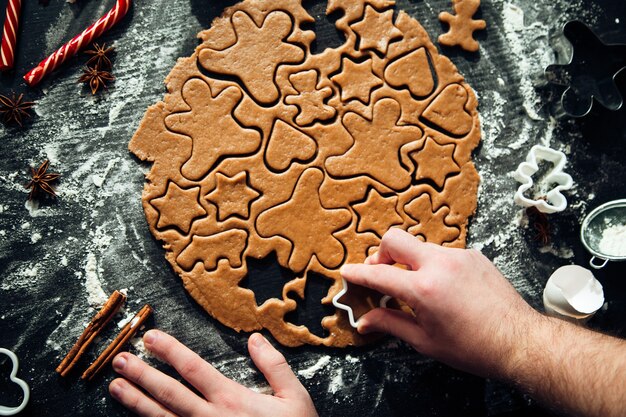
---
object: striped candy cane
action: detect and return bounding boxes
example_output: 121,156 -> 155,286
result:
0,0 -> 22,71
24,0 -> 131,86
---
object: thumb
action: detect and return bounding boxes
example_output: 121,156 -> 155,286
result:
248,333 -> 305,398
358,308 -> 427,351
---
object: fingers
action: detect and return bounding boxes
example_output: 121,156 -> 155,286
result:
112,352 -> 208,416
358,308 -> 427,350
109,378 -> 178,417
248,333 -> 305,398
365,228 -> 436,270
143,329 -> 235,399
341,263 -> 420,304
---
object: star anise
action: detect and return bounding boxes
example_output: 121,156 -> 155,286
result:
84,42 -> 114,70
0,93 -> 35,127
25,160 -> 61,200
78,66 -> 115,95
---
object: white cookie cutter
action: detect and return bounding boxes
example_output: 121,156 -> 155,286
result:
332,278 -> 391,328
513,145 -> 574,214
0,348 -> 29,416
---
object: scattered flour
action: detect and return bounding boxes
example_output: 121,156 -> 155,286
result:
130,337 -> 154,359
538,245 -> 574,259
345,355 -> 359,364
1,264 -> 41,291
250,385 -> 274,395
84,253 -> 109,307
501,2 -> 553,122
479,90 -> 507,160
298,355 -> 331,379
31,232 -> 42,243
328,369 -> 344,394
598,224 -> 626,257
92,158 -> 120,188
117,309 -> 135,328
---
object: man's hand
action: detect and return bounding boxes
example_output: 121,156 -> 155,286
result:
342,228 -> 626,417
341,227 -> 541,378
109,330 -> 319,417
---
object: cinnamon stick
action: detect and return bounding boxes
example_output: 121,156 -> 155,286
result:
81,304 -> 153,381
56,290 -> 126,377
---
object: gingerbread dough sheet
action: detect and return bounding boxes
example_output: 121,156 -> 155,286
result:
129,0 -> 481,347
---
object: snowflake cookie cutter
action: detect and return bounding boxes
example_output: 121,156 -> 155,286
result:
513,145 -> 574,214
545,20 -> 626,118
0,348 -> 30,416
332,278 -> 391,328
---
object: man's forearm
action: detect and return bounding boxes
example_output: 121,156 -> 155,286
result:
504,314 -> 626,417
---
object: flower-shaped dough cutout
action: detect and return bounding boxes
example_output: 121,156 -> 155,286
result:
0,348 -> 29,416
129,0 -> 481,347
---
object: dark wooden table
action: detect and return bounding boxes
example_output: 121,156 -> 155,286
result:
1,0 -> 624,416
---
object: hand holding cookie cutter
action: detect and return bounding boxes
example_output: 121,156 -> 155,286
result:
332,278 -> 391,328
0,348 -> 29,416
513,145 -> 574,214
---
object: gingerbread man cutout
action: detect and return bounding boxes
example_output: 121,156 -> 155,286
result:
438,0 -> 486,52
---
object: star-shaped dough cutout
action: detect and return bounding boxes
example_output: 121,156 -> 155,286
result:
331,57 -> 382,104
327,0 -> 395,28
405,193 -> 460,244
151,182 -> 206,234
199,11 -> 305,104
351,6 -> 403,54
326,98 -> 422,190
285,70 -> 336,126
205,172 -> 260,221
256,168 -> 351,272
352,188 -> 403,237
411,138 -> 460,188
165,79 -> 261,181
